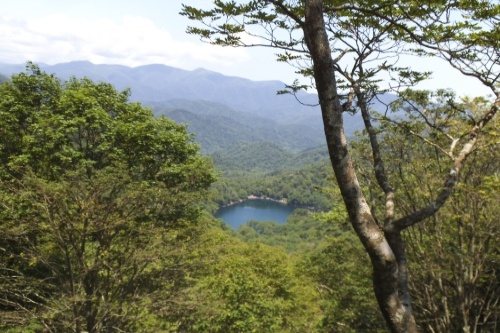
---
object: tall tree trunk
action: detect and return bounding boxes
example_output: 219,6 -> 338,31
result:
303,1 -> 418,331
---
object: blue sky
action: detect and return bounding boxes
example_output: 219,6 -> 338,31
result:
0,0 -> 491,97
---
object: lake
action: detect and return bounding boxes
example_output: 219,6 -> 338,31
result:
215,199 -> 295,229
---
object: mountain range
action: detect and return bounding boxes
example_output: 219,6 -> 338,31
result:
0,61 -> 392,155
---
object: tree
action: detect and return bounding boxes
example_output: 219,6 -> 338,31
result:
308,207 -> 387,332
0,64 -> 216,332
181,1 -> 499,331
408,137 -> 500,333
368,96 -> 500,332
352,91 -> 499,332
172,228 -> 322,332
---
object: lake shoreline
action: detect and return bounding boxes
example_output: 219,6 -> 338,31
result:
215,198 -> 296,229
220,195 -> 288,208
219,196 -> 318,211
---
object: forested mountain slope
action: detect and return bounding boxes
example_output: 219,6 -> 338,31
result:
0,61 -> 321,122
159,106 -> 325,153
211,142 -> 329,173
0,61 -> 393,153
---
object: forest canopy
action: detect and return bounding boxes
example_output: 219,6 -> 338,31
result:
0,64 -> 216,332
181,0 -> 499,331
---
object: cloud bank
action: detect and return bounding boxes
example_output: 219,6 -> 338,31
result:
0,13 -> 249,69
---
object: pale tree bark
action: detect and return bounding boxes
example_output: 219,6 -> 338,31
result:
182,1 -> 499,331
303,1 -> 418,331
304,0 -> 499,331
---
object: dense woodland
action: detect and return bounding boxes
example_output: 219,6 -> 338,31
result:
1,60 -> 498,332
1,1 -> 499,332
181,0 -> 499,332
0,65 -> 382,332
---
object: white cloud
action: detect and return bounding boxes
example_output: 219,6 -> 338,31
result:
0,13 -> 250,69
0,9 -> 491,97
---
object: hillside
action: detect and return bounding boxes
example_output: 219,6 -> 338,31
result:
212,142 -> 329,173
154,101 -> 325,152
0,61 -> 395,154
0,61 -> 322,123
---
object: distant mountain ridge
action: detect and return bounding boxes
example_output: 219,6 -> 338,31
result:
152,100 -> 324,153
0,61 -> 393,153
0,61 -> 321,123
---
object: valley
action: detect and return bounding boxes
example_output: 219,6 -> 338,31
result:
0,61 -> 351,226
1,59 -> 497,333
1,0 -> 497,330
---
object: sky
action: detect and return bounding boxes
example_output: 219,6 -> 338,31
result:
0,0 -> 491,97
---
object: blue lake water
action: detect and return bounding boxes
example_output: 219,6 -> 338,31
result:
215,199 -> 295,229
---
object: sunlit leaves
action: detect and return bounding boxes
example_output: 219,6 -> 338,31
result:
402,114 -> 500,332
0,65 -> 216,331
176,228 -> 322,332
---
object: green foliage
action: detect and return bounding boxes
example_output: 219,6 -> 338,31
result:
236,208 -> 339,253
307,232 -> 387,333
182,1 -> 499,331
0,64 -> 216,332
0,168 -> 198,332
212,161 -> 335,210
355,92 -> 500,332
231,194 -> 387,332
169,228 -> 323,332
402,116 -> 500,332
212,142 -> 329,173
212,142 -> 298,172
